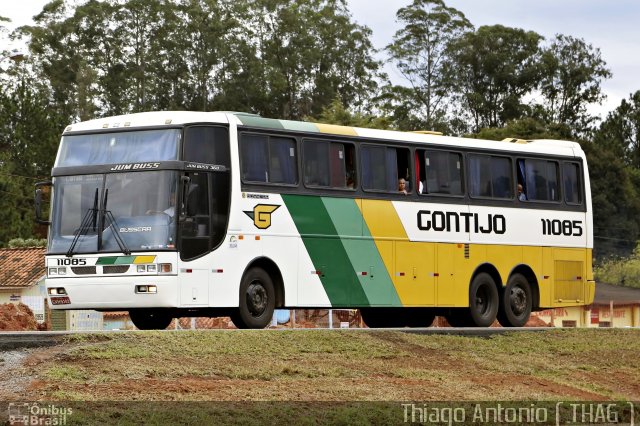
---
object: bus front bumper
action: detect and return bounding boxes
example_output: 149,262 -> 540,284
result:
45,275 -> 179,310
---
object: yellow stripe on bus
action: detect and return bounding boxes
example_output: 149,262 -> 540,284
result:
315,123 -> 358,136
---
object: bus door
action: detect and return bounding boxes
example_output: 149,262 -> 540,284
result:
178,172 -> 211,306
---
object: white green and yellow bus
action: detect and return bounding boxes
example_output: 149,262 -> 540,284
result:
36,111 -> 594,329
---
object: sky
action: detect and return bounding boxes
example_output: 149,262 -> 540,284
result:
2,0 -> 639,118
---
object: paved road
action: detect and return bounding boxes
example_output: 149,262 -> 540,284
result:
0,327 -> 562,350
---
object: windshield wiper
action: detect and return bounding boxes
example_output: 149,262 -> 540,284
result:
99,188 -> 131,255
66,188 -> 99,257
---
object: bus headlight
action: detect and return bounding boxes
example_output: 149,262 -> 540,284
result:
159,263 -> 172,274
147,264 -> 157,273
137,265 -> 146,273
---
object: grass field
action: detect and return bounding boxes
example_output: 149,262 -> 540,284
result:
4,329 -> 639,424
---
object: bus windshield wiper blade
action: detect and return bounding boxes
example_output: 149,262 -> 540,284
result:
66,188 -> 99,257
99,188 -> 131,255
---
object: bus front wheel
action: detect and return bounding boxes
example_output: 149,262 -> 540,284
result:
497,273 -> 532,327
232,267 -> 276,329
129,309 -> 173,330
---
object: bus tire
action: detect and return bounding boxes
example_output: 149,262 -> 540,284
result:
233,267 -> 275,329
468,273 -> 499,327
497,273 -> 532,327
129,309 -> 173,330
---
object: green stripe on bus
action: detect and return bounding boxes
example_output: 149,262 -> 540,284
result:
282,195 -> 369,307
96,256 -> 135,265
322,198 -> 402,307
235,115 -> 285,130
279,120 -> 319,133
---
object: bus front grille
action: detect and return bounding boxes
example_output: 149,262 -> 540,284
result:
102,265 -> 130,274
71,266 -> 97,275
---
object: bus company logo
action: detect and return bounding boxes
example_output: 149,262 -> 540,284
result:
110,162 -> 160,171
244,204 -> 280,229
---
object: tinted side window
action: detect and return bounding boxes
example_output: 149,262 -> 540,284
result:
184,126 -> 230,166
361,145 -> 411,193
303,139 -> 356,189
240,133 -> 297,184
563,162 -> 582,204
423,151 -> 463,195
469,155 -> 512,199
522,159 -> 559,202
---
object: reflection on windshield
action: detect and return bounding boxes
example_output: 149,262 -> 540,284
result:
49,171 -> 178,254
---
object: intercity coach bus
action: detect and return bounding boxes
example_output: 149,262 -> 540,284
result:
36,111 -> 594,329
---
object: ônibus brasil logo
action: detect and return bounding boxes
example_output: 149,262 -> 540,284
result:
244,204 -> 280,229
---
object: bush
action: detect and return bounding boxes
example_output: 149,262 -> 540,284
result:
594,243 -> 640,288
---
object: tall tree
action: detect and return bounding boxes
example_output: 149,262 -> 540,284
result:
594,91 -> 640,167
450,25 -> 543,132
248,0 -> 381,119
539,34 -> 611,135
385,0 -> 471,131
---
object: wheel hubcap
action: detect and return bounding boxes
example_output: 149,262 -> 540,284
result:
476,286 -> 489,315
510,286 -> 527,316
246,281 -> 267,316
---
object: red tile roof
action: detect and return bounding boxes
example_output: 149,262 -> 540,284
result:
0,247 -> 46,288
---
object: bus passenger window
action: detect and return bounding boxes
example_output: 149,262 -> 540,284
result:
563,163 -> 582,204
361,145 -> 410,193
303,139 -> 356,189
469,154 -> 512,199
522,159 -> 559,202
240,133 -> 297,184
423,150 -> 463,195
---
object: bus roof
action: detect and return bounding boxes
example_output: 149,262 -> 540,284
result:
63,111 -> 584,158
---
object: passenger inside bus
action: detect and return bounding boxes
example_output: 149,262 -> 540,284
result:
398,178 -> 408,194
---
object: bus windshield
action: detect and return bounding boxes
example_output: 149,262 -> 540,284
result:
49,171 -> 179,254
56,129 -> 181,167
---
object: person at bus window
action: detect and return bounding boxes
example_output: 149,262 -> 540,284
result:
517,184 -> 527,201
398,178 -> 408,195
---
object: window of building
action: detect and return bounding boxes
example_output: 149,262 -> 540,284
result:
303,139 -> 356,189
361,145 -> 411,193
468,154 -> 512,199
518,159 -> 559,202
420,150 -> 463,195
563,162 -> 582,204
240,133 -> 297,185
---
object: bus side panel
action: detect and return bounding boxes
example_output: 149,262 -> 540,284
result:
436,243 -> 468,307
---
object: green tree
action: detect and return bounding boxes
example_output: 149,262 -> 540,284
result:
385,0 -> 471,131
247,0 -> 381,119
539,34 -> 611,135
594,91 -> 640,167
450,25 -> 543,132
314,97 -> 392,129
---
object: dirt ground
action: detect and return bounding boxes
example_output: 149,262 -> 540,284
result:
0,329 -> 637,404
0,303 -> 39,331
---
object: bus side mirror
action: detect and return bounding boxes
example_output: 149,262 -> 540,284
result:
35,181 -> 52,225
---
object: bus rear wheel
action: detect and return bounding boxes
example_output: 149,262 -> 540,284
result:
129,309 -> 173,330
232,267 -> 275,329
467,272 -> 499,327
497,273 -> 532,327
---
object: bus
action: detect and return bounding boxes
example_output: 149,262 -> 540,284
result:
36,111 -> 595,329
